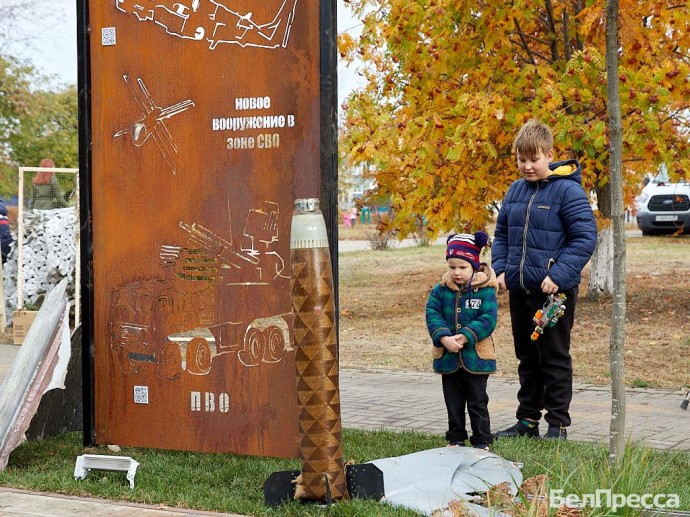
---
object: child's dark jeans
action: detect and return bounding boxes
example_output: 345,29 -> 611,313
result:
442,368 -> 492,445
508,287 -> 578,427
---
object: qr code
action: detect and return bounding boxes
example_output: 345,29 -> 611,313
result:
102,27 -> 116,46
133,385 -> 149,404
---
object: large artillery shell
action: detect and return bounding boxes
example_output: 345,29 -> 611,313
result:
290,198 -> 347,501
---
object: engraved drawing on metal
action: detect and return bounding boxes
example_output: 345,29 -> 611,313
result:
110,202 -> 292,379
113,75 -> 195,175
114,0 -> 299,50
234,202 -> 289,285
207,0 -> 298,50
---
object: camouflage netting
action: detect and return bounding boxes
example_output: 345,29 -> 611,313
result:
3,208 -> 78,325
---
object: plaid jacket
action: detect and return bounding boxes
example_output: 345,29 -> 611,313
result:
425,264 -> 498,374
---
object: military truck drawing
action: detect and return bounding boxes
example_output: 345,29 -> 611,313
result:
110,202 -> 293,379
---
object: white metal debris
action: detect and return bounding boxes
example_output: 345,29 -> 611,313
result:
74,454 -> 140,489
371,446 -> 523,516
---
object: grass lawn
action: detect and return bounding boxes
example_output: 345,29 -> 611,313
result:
1,429 -> 688,515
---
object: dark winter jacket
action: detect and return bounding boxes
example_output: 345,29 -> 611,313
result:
492,159 -> 597,293
0,200 -> 12,264
426,264 -> 498,374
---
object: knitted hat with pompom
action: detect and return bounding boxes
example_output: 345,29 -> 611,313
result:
445,231 -> 489,270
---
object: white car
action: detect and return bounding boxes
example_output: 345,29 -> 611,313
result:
635,174 -> 690,235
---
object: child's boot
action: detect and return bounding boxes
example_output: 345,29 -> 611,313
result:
494,419 -> 539,438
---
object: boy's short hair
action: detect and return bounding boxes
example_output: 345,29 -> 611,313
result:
512,119 -> 553,159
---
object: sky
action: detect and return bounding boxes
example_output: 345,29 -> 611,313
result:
336,1 -> 366,110
6,0 -> 78,87
8,0 -> 365,109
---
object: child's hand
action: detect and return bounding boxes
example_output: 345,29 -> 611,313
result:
497,272 -> 507,291
441,335 -> 466,353
440,270 -> 459,291
541,275 -> 559,294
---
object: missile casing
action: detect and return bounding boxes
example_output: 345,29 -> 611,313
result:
290,198 -> 347,501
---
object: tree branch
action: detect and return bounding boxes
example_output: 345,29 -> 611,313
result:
528,48 -> 554,63
563,9 -> 572,61
574,0 -> 584,51
521,33 -> 552,47
508,38 -> 553,65
585,106 -> 609,124
512,18 -> 537,65
545,0 -> 561,62
671,49 -> 690,64
660,107 -> 690,125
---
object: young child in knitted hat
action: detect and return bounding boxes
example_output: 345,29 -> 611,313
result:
425,231 -> 498,450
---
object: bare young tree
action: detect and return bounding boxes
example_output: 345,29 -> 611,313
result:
0,1 -> 58,52
605,0 -> 626,467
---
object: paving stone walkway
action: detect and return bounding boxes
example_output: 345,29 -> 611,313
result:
339,368 -> 690,450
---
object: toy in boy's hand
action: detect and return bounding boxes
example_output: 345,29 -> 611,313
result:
530,293 -> 567,341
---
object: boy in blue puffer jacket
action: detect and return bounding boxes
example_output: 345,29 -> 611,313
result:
492,119 -> 597,440
426,232 -> 498,450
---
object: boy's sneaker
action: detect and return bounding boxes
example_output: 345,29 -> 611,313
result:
494,419 -> 539,438
543,425 -> 567,440
473,443 -> 491,452
447,441 -> 465,447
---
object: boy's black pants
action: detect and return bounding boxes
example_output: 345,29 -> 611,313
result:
508,287 -> 577,427
441,368 -> 492,445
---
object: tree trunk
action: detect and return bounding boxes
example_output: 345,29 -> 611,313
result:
588,179 -> 613,298
588,226 -> 614,298
596,181 -> 612,219
606,0 -> 626,468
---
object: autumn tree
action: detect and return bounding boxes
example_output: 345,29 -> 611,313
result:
0,55 -> 77,197
0,0 -> 72,197
339,0 -> 690,295
0,55 -> 35,197
5,84 -> 78,169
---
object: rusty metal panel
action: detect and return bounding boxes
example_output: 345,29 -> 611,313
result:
85,0 -> 319,456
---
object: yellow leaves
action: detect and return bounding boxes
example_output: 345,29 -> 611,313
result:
618,9 -> 654,55
567,49 -> 605,75
579,1 -> 690,67
594,210 -> 611,231
445,146 -> 461,163
339,0 -> 690,239
578,0 -> 652,60
576,3 -> 605,44
337,33 -> 357,61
